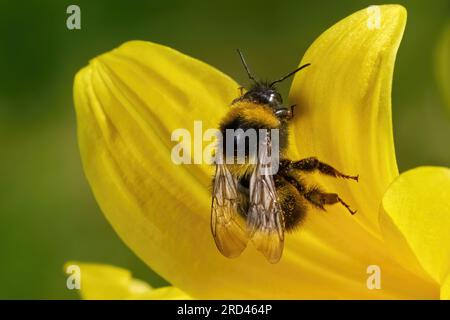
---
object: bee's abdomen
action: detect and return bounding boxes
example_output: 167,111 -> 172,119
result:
234,174 -> 307,231
275,177 -> 307,231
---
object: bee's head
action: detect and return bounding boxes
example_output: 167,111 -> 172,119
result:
233,49 -> 310,111
239,83 -> 283,108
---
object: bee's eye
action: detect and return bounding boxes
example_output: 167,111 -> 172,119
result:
267,92 -> 282,104
268,93 -> 276,102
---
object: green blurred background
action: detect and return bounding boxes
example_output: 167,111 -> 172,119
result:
0,0 -> 448,299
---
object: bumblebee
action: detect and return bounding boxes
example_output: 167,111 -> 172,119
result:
211,50 -> 358,263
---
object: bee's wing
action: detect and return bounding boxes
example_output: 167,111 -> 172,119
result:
247,136 -> 285,263
211,163 -> 249,258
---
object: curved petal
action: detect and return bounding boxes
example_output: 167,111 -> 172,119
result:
283,4 -> 436,298
75,31 -> 435,298
289,5 -> 403,232
435,22 -> 450,111
379,167 -> 450,299
66,262 -> 189,299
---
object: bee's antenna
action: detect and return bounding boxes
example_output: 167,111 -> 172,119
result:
270,63 -> 311,87
237,49 -> 257,83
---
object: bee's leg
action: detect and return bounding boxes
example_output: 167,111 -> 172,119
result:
289,157 -> 359,181
302,186 -> 357,215
280,171 -> 356,215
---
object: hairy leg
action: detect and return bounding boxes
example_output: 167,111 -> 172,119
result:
303,186 -> 357,215
286,157 -> 359,181
279,165 -> 357,215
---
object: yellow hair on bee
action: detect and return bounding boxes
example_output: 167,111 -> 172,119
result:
221,101 -> 280,129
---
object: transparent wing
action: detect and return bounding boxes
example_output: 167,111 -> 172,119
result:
211,163 -> 249,258
247,133 -> 285,263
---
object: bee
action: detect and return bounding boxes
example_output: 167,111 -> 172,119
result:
211,50 -> 358,263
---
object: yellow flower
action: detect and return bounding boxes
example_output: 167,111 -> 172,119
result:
65,262 -> 189,300
73,5 -> 450,299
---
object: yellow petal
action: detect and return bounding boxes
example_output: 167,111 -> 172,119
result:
380,166 -> 450,299
290,5 -> 404,232
442,273 -> 450,300
283,5 -> 435,298
435,22 -> 450,111
65,262 -> 189,299
74,14 -> 436,299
